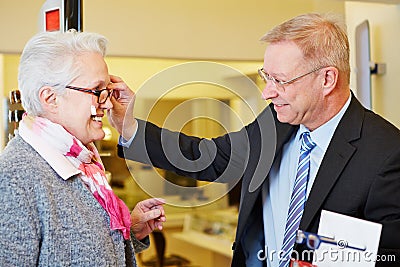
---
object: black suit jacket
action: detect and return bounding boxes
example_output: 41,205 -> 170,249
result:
119,96 -> 400,266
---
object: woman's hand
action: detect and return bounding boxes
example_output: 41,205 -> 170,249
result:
130,198 -> 166,241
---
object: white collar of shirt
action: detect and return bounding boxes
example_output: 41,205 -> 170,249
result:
19,131 -> 81,180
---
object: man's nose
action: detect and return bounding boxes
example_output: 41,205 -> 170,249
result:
262,82 -> 279,100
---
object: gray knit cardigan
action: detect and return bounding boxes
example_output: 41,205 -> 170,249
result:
0,135 -> 148,266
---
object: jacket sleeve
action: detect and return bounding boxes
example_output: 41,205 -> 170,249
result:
131,234 -> 150,254
118,118 -> 251,183
117,105 -> 284,185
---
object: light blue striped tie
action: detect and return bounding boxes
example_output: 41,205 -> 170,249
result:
279,132 -> 316,267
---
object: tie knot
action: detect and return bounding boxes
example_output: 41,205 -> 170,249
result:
300,132 -> 316,152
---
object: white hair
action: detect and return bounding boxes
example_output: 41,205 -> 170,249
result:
18,30 -> 108,115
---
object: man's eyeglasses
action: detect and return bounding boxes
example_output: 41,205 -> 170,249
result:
257,66 -> 325,91
66,85 -> 113,104
296,230 -> 366,251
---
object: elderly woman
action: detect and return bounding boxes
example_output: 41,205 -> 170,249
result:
0,30 -> 165,266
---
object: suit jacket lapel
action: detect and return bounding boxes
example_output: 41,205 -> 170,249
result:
300,96 -> 365,230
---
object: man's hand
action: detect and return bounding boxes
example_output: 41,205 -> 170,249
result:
107,75 -> 138,140
131,198 -> 166,241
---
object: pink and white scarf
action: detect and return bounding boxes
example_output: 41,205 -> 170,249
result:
19,115 -> 132,240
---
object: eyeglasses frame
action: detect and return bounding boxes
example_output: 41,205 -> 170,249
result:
296,230 -> 366,251
65,85 -> 113,104
258,66 -> 325,90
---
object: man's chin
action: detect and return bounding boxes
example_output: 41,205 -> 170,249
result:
276,114 -> 299,126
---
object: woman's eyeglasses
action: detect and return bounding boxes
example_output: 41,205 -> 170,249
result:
66,85 -> 113,104
296,230 -> 366,251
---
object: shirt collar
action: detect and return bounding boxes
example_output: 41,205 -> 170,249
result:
299,94 -> 352,151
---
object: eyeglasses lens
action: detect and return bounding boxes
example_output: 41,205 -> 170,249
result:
307,235 -> 320,250
98,90 -> 112,104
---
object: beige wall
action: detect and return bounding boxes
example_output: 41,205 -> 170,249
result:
2,55 -> 20,96
0,0 -> 343,59
345,2 -> 400,128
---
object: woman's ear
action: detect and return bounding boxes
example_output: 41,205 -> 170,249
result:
39,86 -> 58,113
321,67 -> 339,96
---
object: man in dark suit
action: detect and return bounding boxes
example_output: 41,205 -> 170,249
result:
108,13 -> 400,266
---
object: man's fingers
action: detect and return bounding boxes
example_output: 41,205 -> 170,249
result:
109,74 -> 123,83
155,221 -> 163,231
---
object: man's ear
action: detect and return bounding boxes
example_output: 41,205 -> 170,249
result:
38,86 -> 58,113
322,67 -> 339,96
